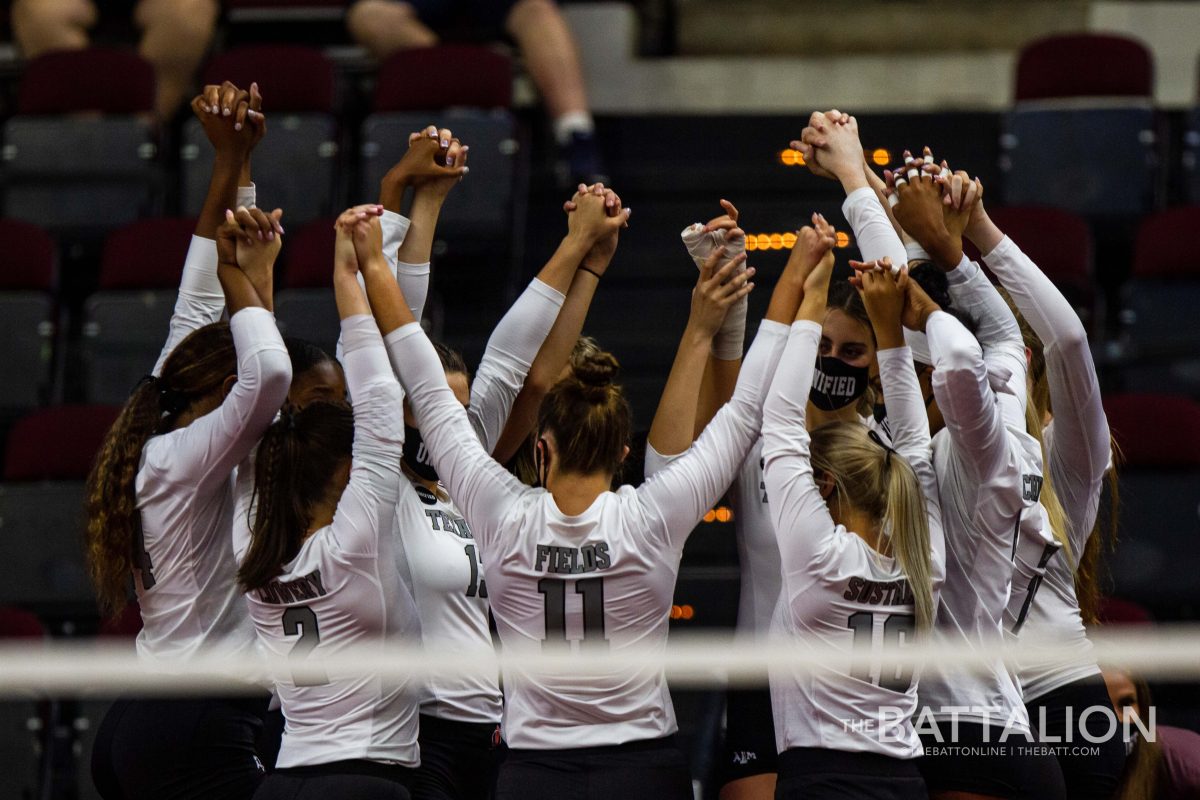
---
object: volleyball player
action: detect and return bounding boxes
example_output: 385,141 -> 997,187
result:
236,206 -> 416,799
888,152 -> 1074,798
392,182 -> 627,800
642,208 -> 861,800
362,186 -> 823,800
84,79 -> 287,800
763,229 -> 944,799
798,111 -> 1068,797
954,173 -> 1127,797
86,199 -> 291,799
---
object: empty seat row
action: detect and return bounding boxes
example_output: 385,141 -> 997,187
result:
1,45 -> 522,235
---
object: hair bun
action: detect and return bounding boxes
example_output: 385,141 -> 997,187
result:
573,351 -> 621,391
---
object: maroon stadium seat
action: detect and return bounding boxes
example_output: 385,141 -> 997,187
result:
1102,393 -> 1200,468
1097,597 -> 1153,626
1120,208 -> 1200,391
0,606 -> 46,639
2,405 -> 120,481
0,219 -> 58,409
984,206 -> 1092,288
373,45 -> 512,111
282,217 -> 336,289
98,218 -> 196,291
1103,393 -> 1200,608
1133,207 -> 1200,280
1015,34 -> 1153,101
201,45 -> 336,113
17,48 -> 155,115
0,220 -> 56,291
98,600 -> 144,639
968,206 -> 1096,328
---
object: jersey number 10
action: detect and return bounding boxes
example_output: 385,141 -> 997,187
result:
538,577 -> 607,651
846,611 -> 916,692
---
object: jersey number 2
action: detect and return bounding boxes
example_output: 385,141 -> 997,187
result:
282,606 -> 329,686
537,577 -> 607,651
847,611 -> 916,692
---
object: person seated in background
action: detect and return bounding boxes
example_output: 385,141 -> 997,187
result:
345,0 -> 604,185
10,0 -> 218,119
1103,666 -> 1200,800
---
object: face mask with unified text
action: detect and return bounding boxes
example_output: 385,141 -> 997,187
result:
810,355 -> 870,411
403,424 -> 439,482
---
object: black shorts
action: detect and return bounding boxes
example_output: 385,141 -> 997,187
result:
917,721 -> 1066,799
91,695 -> 269,800
412,714 -> 504,800
1026,676 -> 1127,800
718,687 -> 778,785
776,747 -> 926,800
254,760 -> 415,800
494,735 -> 692,800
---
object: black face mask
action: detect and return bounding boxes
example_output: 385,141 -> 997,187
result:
403,424 -> 439,482
809,355 -> 870,411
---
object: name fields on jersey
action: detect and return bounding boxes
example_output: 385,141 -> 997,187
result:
534,543 -> 612,575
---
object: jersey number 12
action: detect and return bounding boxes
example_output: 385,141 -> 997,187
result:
538,577 -> 607,651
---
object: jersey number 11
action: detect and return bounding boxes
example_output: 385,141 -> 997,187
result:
538,577 -> 608,651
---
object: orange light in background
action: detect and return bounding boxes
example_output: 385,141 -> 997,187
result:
669,604 -> 696,621
871,148 -> 891,166
779,148 -> 805,166
703,506 -> 734,523
744,232 -> 845,251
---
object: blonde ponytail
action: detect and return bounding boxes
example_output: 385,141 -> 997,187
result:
810,422 -> 935,632
882,454 -> 935,632
1024,393 -> 1074,567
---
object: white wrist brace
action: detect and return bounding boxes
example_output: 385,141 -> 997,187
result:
681,223 -> 747,360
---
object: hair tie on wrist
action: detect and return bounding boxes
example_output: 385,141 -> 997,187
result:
579,266 -> 602,280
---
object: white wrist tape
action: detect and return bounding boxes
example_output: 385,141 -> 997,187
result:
680,223 -> 746,270
681,223 -> 747,360
905,241 -> 932,263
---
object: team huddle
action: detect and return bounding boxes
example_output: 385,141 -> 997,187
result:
82,81 -> 1122,800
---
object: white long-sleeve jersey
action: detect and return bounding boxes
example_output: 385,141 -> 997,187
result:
135,307 -> 291,664
983,235 -> 1107,699
644,435 -> 779,641
150,184 -> 257,377
764,321 -> 944,759
842,187 -> 908,270
918,309 -> 1035,731
393,278 -> 565,725
388,319 -> 788,749
237,315 -> 419,768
